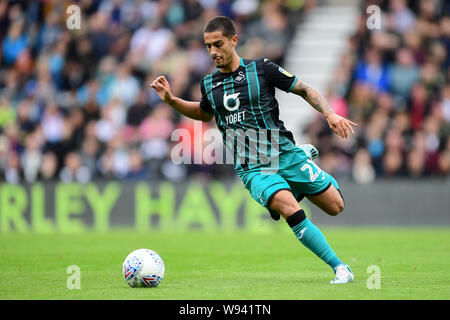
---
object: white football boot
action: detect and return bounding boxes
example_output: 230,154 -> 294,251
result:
330,264 -> 354,284
298,144 -> 319,160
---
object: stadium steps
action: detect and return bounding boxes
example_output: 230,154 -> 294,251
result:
278,4 -> 359,143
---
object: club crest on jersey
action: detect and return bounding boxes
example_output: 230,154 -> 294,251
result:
223,92 -> 240,111
234,71 -> 246,83
278,67 -> 293,77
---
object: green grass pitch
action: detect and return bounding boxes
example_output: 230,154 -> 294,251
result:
1,228 -> 449,300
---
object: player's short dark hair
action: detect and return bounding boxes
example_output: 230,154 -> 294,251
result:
203,16 -> 236,38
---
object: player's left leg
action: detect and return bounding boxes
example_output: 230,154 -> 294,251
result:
285,147 -> 345,217
275,147 -> 353,283
269,190 -> 353,284
306,184 -> 344,216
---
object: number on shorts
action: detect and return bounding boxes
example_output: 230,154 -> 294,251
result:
301,159 -> 323,182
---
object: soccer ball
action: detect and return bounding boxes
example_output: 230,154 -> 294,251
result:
122,249 -> 165,288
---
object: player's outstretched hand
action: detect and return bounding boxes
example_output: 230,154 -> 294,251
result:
325,113 -> 357,139
150,76 -> 173,103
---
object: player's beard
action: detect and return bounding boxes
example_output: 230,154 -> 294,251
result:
215,59 -> 224,68
214,55 -> 228,69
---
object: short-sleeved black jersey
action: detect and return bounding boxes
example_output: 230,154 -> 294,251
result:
200,57 -> 299,172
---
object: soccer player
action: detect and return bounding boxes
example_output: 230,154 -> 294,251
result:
151,16 -> 357,284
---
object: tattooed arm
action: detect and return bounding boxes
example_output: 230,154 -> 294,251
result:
291,80 -> 335,117
291,79 -> 357,138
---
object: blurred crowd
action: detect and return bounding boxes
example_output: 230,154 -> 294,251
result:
5,0 -> 446,185
306,0 -> 450,183
0,0 -> 306,183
